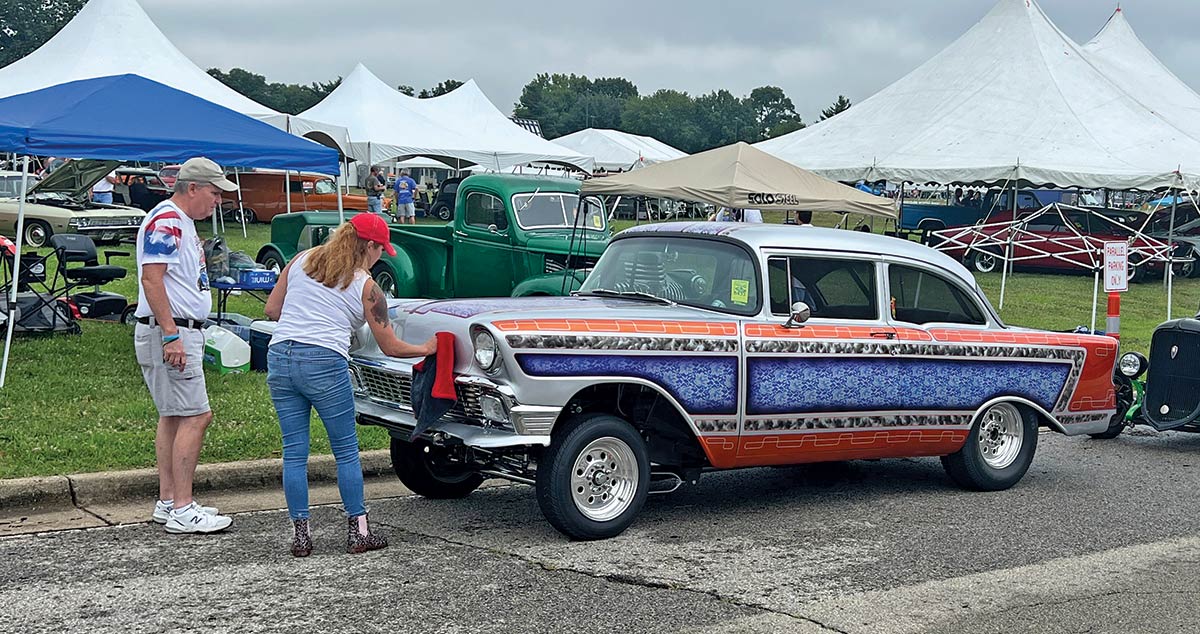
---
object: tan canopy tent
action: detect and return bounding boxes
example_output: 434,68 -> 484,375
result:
580,142 -> 896,218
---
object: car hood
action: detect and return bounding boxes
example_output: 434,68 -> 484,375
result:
523,232 -> 610,256
29,159 -> 121,199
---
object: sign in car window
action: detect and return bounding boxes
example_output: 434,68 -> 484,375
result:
1104,241 -> 1128,292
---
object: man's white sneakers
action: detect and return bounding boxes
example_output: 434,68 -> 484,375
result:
163,502 -> 233,534
152,499 -> 219,524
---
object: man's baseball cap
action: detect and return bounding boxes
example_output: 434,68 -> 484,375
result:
176,157 -> 238,192
349,213 -> 396,256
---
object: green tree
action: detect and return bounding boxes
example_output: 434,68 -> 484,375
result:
694,89 -> 759,148
621,89 -> 705,153
418,79 -> 464,98
515,73 -> 635,138
0,0 -> 86,68
820,95 -> 852,121
748,86 -> 803,139
397,84 -> 415,96
206,68 -> 340,114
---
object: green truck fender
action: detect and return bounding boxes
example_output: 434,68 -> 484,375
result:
511,269 -> 589,296
373,246 -> 420,298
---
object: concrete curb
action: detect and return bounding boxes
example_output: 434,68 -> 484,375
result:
0,450 -> 392,515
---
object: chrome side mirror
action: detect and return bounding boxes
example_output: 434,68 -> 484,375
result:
487,223 -> 499,234
784,301 -> 811,329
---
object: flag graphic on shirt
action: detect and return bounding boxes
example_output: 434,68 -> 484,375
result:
143,210 -> 182,256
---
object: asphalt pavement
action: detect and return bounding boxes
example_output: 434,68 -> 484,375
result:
2,428 -> 1199,633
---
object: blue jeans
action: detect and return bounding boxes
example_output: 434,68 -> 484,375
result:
92,191 -> 113,204
267,341 -> 365,519
367,196 -> 382,213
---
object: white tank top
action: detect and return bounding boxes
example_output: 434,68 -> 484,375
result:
270,250 -> 370,359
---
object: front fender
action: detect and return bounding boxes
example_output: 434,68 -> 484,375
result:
511,270 -> 587,296
255,242 -> 289,264
381,247 -> 420,297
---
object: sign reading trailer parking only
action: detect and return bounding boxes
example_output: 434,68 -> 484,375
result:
1104,241 -> 1128,292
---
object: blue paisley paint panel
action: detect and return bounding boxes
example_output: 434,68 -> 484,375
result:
746,358 -> 1068,414
517,354 -> 738,414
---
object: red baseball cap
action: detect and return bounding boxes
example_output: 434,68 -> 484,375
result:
349,213 -> 396,256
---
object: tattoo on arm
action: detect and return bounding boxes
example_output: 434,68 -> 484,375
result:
368,287 -> 388,325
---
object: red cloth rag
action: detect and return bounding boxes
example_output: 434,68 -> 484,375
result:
413,331 -> 457,401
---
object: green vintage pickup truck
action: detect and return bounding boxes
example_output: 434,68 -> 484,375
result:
255,174 -> 611,298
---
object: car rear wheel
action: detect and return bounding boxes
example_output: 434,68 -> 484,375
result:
1127,260 -> 1146,284
23,220 -> 52,248
432,203 -> 452,221
967,248 -> 1001,274
536,413 -> 649,541
371,263 -> 399,298
1180,249 -> 1200,278
942,402 -> 1037,491
390,438 -> 483,499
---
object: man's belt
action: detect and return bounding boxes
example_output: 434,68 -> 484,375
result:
137,316 -> 206,330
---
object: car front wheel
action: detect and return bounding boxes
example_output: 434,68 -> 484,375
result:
536,413 -> 649,540
967,248 -> 1000,274
390,438 -> 484,499
23,219 -> 52,248
942,402 -> 1037,491
371,263 -> 399,298
258,249 -> 284,274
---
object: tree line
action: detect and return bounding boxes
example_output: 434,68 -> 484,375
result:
1,1 -> 853,154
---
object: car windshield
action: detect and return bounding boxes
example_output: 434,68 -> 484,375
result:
511,192 -> 606,231
313,179 -> 336,195
580,236 -> 760,315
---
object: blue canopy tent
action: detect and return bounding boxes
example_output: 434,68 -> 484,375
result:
0,74 -> 343,387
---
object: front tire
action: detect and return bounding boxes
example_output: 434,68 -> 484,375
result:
942,402 -> 1038,491
390,438 -> 483,499
258,249 -> 284,274
23,219 -> 52,248
536,413 -> 649,541
371,262 -> 399,298
967,248 -> 1000,274
432,203 -> 452,221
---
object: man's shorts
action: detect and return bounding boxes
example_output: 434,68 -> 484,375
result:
397,202 -> 416,218
367,196 -> 383,213
134,324 -> 210,417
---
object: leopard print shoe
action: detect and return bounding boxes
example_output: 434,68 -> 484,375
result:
346,515 -> 388,554
291,519 -> 313,558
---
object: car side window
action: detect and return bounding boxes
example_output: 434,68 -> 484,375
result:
768,256 -> 877,320
464,192 -> 507,231
888,265 -> 985,326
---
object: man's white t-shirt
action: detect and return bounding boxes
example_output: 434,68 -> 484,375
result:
92,170 -> 116,194
134,200 -> 211,321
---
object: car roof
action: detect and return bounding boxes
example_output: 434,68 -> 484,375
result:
461,173 -> 581,197
618,222 -> 978,286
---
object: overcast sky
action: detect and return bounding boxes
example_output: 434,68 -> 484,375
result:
140,0 -> 1200,123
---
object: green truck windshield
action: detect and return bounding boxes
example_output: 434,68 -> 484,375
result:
512,193 -> 606,231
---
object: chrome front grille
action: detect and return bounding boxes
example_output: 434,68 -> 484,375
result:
355,364 -> 483,423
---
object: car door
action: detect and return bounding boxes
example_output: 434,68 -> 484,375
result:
453,190 -> 517,297
738,252 -> 896,467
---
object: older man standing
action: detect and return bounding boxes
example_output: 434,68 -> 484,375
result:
133,157 -> 237,534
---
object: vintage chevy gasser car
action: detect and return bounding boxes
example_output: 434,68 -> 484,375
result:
349,222 -> 1120,540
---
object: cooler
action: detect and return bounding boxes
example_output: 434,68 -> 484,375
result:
203,325 -> 251,374
249,320 -> 278,372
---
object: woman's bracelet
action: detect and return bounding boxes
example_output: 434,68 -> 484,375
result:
162,334 -> 181,344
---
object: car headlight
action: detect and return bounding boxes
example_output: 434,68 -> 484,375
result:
68,217 -> 83,228
472,327 -> 500,372
1118,351 -> 1147,379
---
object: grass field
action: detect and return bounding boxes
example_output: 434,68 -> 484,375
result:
1,212 -> 1194,478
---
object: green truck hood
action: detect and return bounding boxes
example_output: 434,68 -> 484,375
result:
523,231 -> 609,256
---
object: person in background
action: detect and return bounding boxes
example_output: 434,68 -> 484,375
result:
91,169 -> 119,204
795,210 -> 813,226
264,213 -> 436,557
393,168 -> 418,225
742,208 -> 763,223
366,166 -> 385,213
134,157 -> 238,534
129,175 -> 153,211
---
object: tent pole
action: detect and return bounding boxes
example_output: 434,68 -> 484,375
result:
235,168 -> 247,238
1,156 -> 31,388
1167,180 -> 1179,319
1090,270 -> 1099,335
337,180 -> 345,224
285,170 -> 292,215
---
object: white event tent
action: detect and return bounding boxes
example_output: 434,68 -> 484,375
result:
300,64 -> 593,172
1081,7 -> 1200,144
755,0 -> 1200,191
0,0 -> 352,156
552,128 -> 687,171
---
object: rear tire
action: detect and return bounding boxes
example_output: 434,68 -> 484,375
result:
371,263 -> 399,298
942,402 -> 1038,491
23,219 -> 52,249
967,248 -> 1000,274
536,413 -> 649,541
390,438 -> 483,499
432,203 -> 452,221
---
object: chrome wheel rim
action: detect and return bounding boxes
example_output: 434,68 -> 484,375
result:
977,403 -> 1023,469
264,257 -> 281,274
375,270 -> 397,298
570,436 -> 638,522
25,223 -> 47,247
974,252 -> 996,273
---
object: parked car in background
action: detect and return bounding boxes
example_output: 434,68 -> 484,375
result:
0,170 -> 39,198
936,208 -> 1177,282
158,164 -> 181,189
257,174 -> 610,298
349,222 -> 1120,539
112,167 -> 171,211
0,160 -> 145,248
903,189 -> 1058,239
221,170 -> 376,223
427,176 -> 463,220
